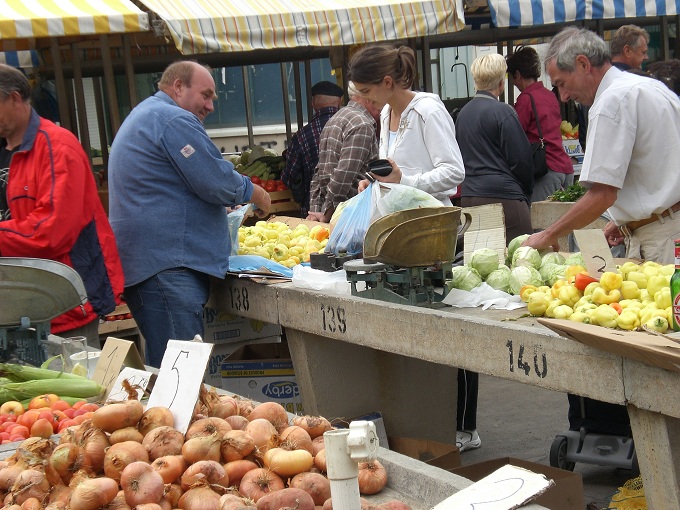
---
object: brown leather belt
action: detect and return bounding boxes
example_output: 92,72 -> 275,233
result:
624,201 -> 680,232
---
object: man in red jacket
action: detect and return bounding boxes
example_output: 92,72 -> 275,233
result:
0,64 -> 124,347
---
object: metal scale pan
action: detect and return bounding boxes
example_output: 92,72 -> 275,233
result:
363,207 -> 471,267
0,258 -> 87,364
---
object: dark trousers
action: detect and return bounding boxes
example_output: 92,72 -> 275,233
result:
457,369 -> 479,431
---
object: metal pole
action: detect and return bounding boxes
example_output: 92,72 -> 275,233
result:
280,62 -> 292,144
241,66 -> 255,148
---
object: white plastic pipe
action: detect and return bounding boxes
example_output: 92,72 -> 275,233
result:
324,429 -> 361,510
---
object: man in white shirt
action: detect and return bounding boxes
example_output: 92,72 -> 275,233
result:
524,27 -> 680,263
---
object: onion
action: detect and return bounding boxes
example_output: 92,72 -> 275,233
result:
67,469 -> 93,489
223,460 -> 258,488
178,485 -> 221,510
135,504 -> 163,510
143,426 -> 185,461
244,419 -> 278,456
44,502 -> 66,510
104,441 -> 150,482
185,418 -> 231,440
289,472 -> 331,506
110,427 -> 144,444
48,443 -> 90,485
10,469 -> 50,505
158,497 -> 173,510
47,484 -> 72,505
279,426 -> 313,455
0,464 -> 27,491
313,449 -> 326,473
121,461 -> 165,507
219,494 -> 253,510
235,399 -> 254,418
311,436 -> 325,457
91,400 -> 144,433
20,497 -> 41,510
210,397 -> 240,420
68,477 -> 119,510
357,460 -> 388,495
221,430 -> 256,463
292,416 -> 332,439
106,491 -> 132,510
163,483 -> 184,508
180,460 -> 229,492
224,415 -> 249,431
79,422 -> 110,474
262,448 -> 313,478
182,433 -> 223,464
150,455 -> 187,484
138,407 -> 175,437
247,403 -> 289,432
238,468 -> 285,502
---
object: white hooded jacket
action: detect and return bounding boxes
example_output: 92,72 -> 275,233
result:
379,92 -> 465,205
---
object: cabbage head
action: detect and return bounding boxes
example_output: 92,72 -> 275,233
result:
511,246 -> 542,270
469,248 -> 500,279
506,234 -> 530,266
539,263 -> 568,286
565,252 -> 585,267
508,266 -> 543,295
541,252 -> 566,267
447,266 -> 483,292
485,265 -> 511,293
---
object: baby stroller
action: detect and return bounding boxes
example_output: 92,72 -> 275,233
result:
549,394 -> 638,472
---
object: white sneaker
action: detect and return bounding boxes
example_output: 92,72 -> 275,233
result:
456,430 -> 481,452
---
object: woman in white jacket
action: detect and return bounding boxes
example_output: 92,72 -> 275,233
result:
348,44 -> 465,205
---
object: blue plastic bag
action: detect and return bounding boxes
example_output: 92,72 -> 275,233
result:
325,183 -> 374,256
228,255 -> 293,278
227,205 -> 253,256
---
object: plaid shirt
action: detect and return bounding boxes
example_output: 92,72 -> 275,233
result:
282,106 -> 338,216
309,101 -> 378,215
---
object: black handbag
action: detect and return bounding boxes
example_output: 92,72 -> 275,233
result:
528,94 -> 549,179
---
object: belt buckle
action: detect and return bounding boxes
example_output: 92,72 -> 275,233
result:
620,224 -> 633,238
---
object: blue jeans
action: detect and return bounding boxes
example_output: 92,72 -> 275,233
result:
124,268 -> 210,368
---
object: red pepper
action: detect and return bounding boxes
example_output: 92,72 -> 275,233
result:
574,272 -> 599,292
609,302 -> 623,315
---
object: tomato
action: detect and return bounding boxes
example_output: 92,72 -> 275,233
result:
30,418 -> 54,439
264,181 -> 277,192
276,183 -> 287,191
28,394 -> 59,410
38,410 -> 56,427
50,400 -> 71,412
78,403 -> 100,413
10,424 -> 29,439
17,409 -> 40,429
251,176 -> 262,185
123,313 -> 133,319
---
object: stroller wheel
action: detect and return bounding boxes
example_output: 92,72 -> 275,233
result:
550,436 -> 575,471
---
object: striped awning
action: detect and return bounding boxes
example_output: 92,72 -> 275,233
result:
0,0 -> 150,40
488,0 -> 679,27
138,0 -> 465,55
0,49 -> 40,67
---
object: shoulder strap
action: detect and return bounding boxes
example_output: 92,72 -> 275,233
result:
527,93 -> 544,142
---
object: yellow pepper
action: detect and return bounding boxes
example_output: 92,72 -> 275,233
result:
538,285 -> 551,294
618,299 -> 641,309
520,285 -> 538,303
593,304 -> 620,328
616,310 -> 640,330
575,302 -> 598,314
569,311 -> 592,324
639,306 -> 666,325
544,299 -> 563,318
660,264 -> 675,277
626,271 -> 648,289
600,271 -> 623,292
620,280 -> 641,300
645,316 -> 669,333
647,275 -> 668,299
592,287 -> 621,305
642,265 -> 660,279
565,265 -> 588,280
551,279 -> 568,299
553,305 -> 574,320
583,281 -> 601,297
618,261 -> 639,279
574,296 -> 595,309
640,289 -> 653,303
557,284 -> 581,307
527,292 -> 551,317
654,287 -> 672,310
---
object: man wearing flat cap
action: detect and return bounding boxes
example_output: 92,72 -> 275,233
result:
282,80 -> 343,217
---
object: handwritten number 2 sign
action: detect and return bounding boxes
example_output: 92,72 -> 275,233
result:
146,340 -> 213,434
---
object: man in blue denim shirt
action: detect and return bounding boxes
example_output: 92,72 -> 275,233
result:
108,61 -> 271,367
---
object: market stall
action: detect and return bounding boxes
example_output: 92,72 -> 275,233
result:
207,274 -> 680,509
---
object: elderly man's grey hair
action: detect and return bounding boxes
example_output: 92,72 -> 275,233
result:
544,27 -> 610,72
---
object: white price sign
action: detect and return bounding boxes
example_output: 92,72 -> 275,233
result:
573,229 -> 617,277
146,340 -> 213,434
107,367 -> 153,402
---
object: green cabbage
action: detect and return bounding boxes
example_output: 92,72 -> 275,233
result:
541,252 -> 566,267
511,246 -> 542,270
469,248 -> 500,279
447,266 -> 483,292
485,265 -> 511,293
539,263 -> 568,286
506,234 -> 531,266
508,266 -> 543,295
565,252 -> 586,267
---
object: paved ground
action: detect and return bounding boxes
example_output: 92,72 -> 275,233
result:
461,374 -> 639,509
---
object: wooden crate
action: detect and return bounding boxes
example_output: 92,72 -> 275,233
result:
268,189 -> 299,213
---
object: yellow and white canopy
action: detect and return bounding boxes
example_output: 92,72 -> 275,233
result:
138,0 -> 465,54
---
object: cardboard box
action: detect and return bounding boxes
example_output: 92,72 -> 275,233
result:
452,457 -> 583,510
204,335 -> 282,388
203,308 -> 282,344
388,437 -> 461,470
220,342 -> 303,414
